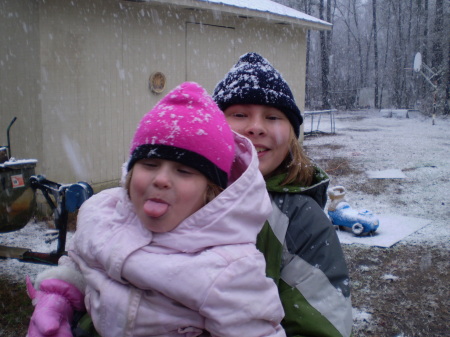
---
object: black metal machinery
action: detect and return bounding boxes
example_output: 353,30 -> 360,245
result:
0,175 -> 93,265
0,117 -> 93,265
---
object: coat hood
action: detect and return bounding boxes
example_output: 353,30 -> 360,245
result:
265,165 -> 330,209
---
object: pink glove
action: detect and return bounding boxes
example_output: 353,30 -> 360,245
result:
26,276 -> 85,337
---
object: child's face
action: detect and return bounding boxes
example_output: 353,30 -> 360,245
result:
129,158 -> 208,232
224,104 -> 291,177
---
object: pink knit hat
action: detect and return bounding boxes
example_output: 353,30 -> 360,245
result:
128,82 -> 235,188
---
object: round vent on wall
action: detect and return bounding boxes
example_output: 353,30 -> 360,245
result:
149,72 -> 166,94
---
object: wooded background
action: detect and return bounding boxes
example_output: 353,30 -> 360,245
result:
274,0 -> 449,114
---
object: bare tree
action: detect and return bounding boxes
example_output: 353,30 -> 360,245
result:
335,0 -> 366,88
431,0 -> 444,71
304,0 -> 314,108
372,0 -> 379,108
431,0 -> 446,114
423,0 -> 429,65
274,0 -> 449,114
320,0 -> 331,108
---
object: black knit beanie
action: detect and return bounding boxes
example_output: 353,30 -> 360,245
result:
213,52 -> 303,138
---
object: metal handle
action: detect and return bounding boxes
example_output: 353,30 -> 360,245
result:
6,117 -> 17,159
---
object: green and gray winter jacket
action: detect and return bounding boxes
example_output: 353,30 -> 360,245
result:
258,167 -> 352,337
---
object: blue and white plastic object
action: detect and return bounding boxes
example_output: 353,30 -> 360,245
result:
328,186 -> 379,236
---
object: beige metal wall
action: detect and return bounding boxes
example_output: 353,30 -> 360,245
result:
0,0 -> 42,166
1,0 -> 307,189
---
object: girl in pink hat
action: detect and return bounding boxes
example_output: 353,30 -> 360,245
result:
26,82 -> 286,337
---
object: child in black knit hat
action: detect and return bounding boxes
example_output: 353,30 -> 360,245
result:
213,52 -> 353,337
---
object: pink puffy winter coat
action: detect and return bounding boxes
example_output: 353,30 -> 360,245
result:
68,132 -> 286,337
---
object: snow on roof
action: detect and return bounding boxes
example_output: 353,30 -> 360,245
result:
199,0 -> 331,27
143,0 -> 331,29
201,0 -> 330,27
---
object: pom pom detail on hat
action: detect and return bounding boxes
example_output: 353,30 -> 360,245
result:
212,52 -> 303,137
128,82 -> 235,189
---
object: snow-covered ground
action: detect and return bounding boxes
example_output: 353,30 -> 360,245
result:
0,221 -> 72,282
303,109 -> 449,335
303,109 -> 449,248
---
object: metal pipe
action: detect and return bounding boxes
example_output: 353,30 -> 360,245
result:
6,117 -> 17,159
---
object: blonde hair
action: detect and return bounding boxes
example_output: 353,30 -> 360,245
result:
204,182 -> 223,204
270,126 -> 315,187
125,168 -> 223,205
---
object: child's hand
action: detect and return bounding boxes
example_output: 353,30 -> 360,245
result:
26,276 -> 85,337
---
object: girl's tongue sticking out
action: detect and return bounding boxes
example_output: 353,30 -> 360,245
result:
143,200 -> 169,218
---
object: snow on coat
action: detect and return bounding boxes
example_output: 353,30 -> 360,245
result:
68,131 -> 286,337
